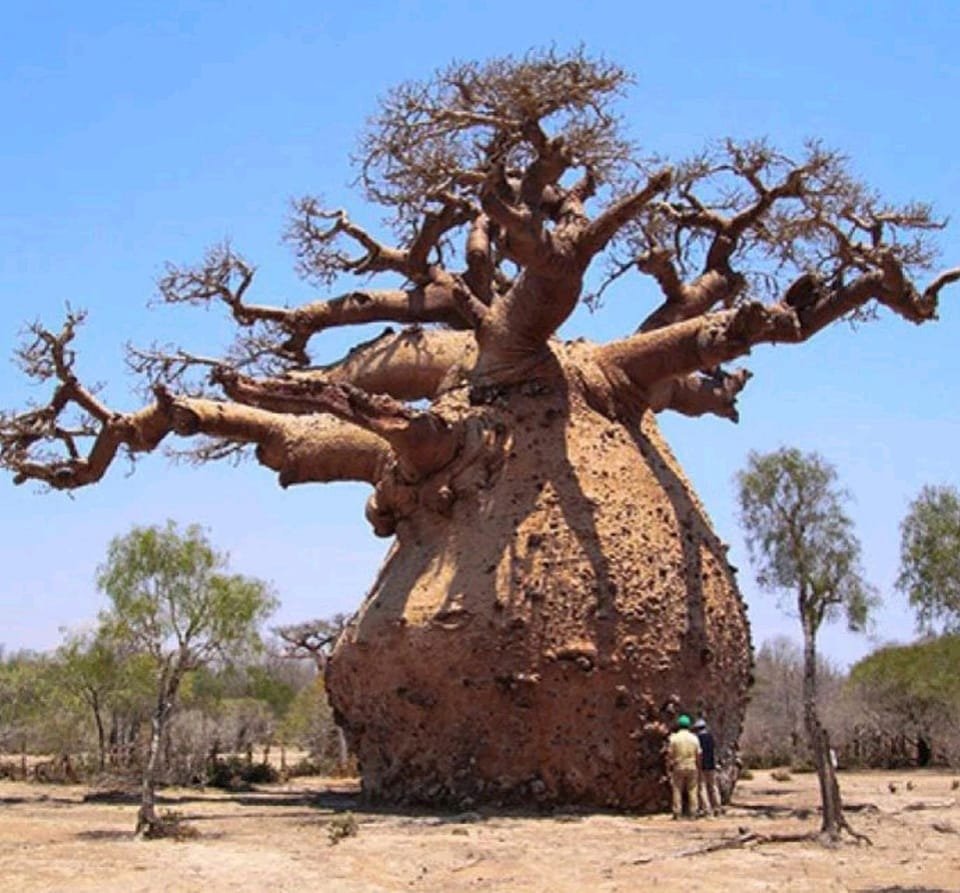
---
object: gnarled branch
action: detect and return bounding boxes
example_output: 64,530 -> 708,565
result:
213,369 -> 462,481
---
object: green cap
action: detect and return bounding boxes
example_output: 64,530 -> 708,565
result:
677,714 -> 691,728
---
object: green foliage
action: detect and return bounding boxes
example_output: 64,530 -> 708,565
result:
849,635 -> 960,721
897,484 -> 960,634
97,521 -> 278,669
280,677 -> 344,770
736,448 -> 877,635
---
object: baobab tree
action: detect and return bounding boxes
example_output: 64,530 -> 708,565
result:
1,49 -> 956,811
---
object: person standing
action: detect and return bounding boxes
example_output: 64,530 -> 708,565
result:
694,717 -> 723,816
666,714 -> 701,819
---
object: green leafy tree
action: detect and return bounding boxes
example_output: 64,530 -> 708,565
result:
56,631 -> 126,771
0,652 -> 50,775
736,447 -> 875,842
848,635 -> 960,767
97,521 -> 277,836
897,484 -> 960,634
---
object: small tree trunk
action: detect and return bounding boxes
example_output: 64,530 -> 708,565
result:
136,709 -> 164,836
802,624 -> 844,841
136,674 -> 180,838
92,697 -> 106,773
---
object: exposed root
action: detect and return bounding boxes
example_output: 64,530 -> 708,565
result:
632,822 -> 872,863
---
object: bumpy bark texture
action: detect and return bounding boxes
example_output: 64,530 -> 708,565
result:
328,346 -> 750,810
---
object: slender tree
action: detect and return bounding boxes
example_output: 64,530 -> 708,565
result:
1,48 -> 956,810
96,521 -> 276,836
56,631 -> 124,772
737,448 -> 875,842
897,484 -> 960,634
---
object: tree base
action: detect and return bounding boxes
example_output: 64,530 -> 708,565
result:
327,398 -> 752,812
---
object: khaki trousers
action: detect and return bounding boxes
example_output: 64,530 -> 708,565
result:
670,767 -> 699,817
699,768 -> 722,815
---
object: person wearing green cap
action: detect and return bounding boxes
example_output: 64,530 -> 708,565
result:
666,713 -> 702,819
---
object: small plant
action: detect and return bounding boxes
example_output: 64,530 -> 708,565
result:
739,768 -> 755,780
770,768 -> 792,782
143,809 -> 200,841
327,811 -> 359,845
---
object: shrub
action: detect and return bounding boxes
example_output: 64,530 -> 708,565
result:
143,809 -> 200,841
206,756 -> 278,789
770,768 -> 792,782
328,812 -> 358,845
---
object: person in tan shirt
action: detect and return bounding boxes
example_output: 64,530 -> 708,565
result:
666,714 -> 702,819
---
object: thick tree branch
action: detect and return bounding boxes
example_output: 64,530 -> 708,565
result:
518,119 -> 572,209
647,368 -> 753,422
598,263 -> 957,398
2,314 -> 392,491
479,162 -> 554,270
576,168 -> 673,259
2,387 -> 391,491
635,250 -> 745,333
463,214 -> 495,303
213,370 -> 462,481
288,327 -> 476,401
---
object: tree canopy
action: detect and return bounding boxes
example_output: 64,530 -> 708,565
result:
97,521 -> 277,668
736,448 -> 875,636
897,484 -> 960,634
0,46 -> 955,526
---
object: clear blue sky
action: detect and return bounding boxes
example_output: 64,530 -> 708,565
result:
2,1 -> 958,668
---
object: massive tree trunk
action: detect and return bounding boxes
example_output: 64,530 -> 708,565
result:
326,345 -> 751,811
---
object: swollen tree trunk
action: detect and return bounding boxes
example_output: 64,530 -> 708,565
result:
327,348 -> 752,812
802,621 -> 845,841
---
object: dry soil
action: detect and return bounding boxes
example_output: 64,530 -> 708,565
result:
0,768 -> 958,892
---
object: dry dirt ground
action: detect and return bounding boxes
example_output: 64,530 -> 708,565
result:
0,769 -> 958,892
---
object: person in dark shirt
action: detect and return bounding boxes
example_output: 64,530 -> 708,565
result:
694,717 -> 723,816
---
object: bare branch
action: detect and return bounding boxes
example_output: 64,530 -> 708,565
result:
1,315 -> 392,492
358,47 -> 634,228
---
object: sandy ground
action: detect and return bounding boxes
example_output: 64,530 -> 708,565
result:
0,769 -> 958,892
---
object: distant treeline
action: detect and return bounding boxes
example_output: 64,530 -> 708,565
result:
741,634 -> 960,770
0,638 -> 345,785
